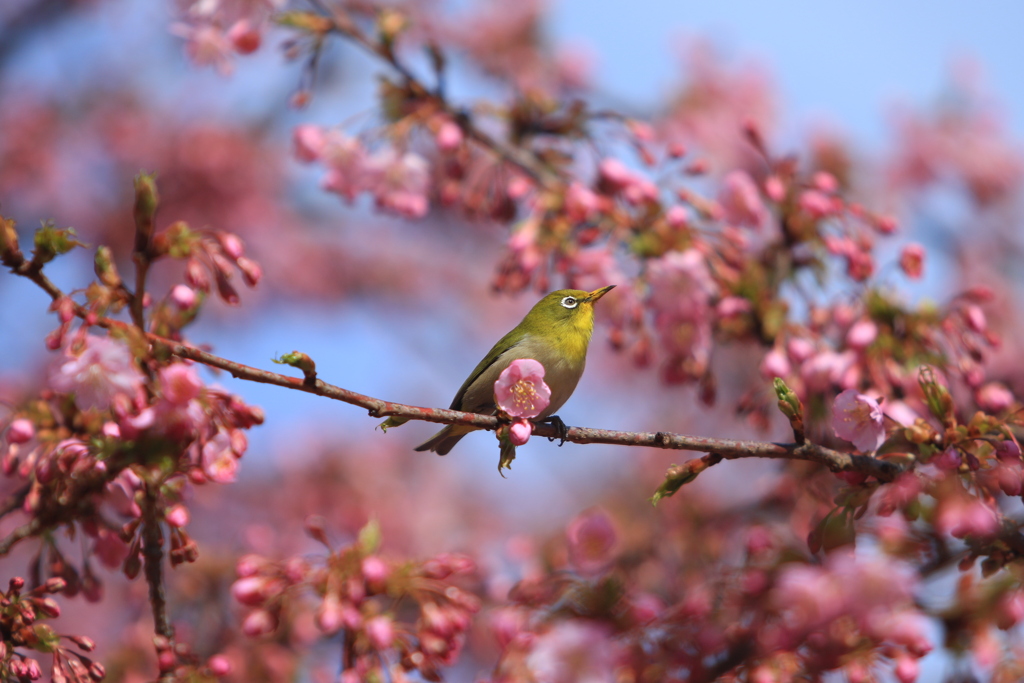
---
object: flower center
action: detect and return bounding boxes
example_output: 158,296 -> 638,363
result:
511,380 -> 539,411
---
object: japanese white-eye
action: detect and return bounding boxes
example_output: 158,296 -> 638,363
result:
412,285 -> 616,455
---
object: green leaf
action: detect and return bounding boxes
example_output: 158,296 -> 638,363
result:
358,518 -> 382,554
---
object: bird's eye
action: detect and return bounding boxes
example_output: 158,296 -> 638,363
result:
560,296 -> 579,309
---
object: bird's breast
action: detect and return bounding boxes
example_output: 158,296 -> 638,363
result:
515,335 -> 587,417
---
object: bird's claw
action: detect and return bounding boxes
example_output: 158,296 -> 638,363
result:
539,415 -> 569,446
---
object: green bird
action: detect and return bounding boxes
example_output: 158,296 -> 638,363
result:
412,285 -> 616,455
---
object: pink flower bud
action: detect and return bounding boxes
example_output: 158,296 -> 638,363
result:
436,121 -> 463,151
232,576 -> 268,606
716,296 -> 752,318
236,554 -> 262,578
996,440 -> 1022,461
812,171 -> 838,193
294,125 -> 327,163
361,556 -> 390,585
236,257 -> 262,287
846,319 -> 878,349
185,258 -> 211,292
977,382 -> 1014,413
366,615 -> 394,649
24,658 -> 42,680
7,419 -> 34,444
665,205 -> 689,228
54,296 -> 75,324
964,304 -> 987,333
999,591 -> 1024,629
218,233 -> 245,260
876,215 -> 898,234
899,243 -> 924,278
764,175 -> 786,202
165,504 -> 190,528
227,19 -> 261,54
798,189 -> 835,219
241,609 -> 277,637
509,418 -> 532,446
208,655 -> 232,676
759,349 -> 791,379
316,593 -> 343,633
787,337 -> 815,363
598,158 -> 633,189
170,284 -> 196,310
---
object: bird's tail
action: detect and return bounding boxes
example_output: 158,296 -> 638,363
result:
413,424 -> 476,455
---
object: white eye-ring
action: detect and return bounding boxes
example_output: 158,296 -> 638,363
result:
560,296 -> 579,309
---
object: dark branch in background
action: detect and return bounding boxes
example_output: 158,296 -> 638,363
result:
303,3 -> 565,189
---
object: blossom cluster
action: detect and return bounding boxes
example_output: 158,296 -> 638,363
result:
231,520 -> 480,682
0,0 -> 1023,681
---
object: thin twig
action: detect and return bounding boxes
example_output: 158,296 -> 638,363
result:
0,518 -> 42,556
0,483 -> 30,518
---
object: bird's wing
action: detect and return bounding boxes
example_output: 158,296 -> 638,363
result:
448,328 -> 524,412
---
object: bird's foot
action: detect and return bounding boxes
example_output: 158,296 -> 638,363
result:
538,415 -> 569,446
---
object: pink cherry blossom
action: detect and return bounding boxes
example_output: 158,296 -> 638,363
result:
50,335 -> 145,411
171,22 -> 234,75
718,170 -> 768,228
832,389 -> 885,452
564,182 -> 601,223
93,527 -> 130,569
202,431 -> 239,483
936,496 -> 999,539
105,468 -> 143,518
802,349 -> 858,391
566,508 -> 618,574
646,249 -> 717,379
366,148 -> 430,218
494,359 -> 551,419
526,621 -> 623,683
320,132 -> 368,202
158,363 -> 203,406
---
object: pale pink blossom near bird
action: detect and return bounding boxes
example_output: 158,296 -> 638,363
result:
832,389 -> 886,452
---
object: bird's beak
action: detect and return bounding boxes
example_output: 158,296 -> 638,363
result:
586,285 -> 616,303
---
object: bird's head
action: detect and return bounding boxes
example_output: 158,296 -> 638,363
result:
521,285 -> 616,338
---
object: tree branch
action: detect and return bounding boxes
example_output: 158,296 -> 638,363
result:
8,250 -> 903,487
